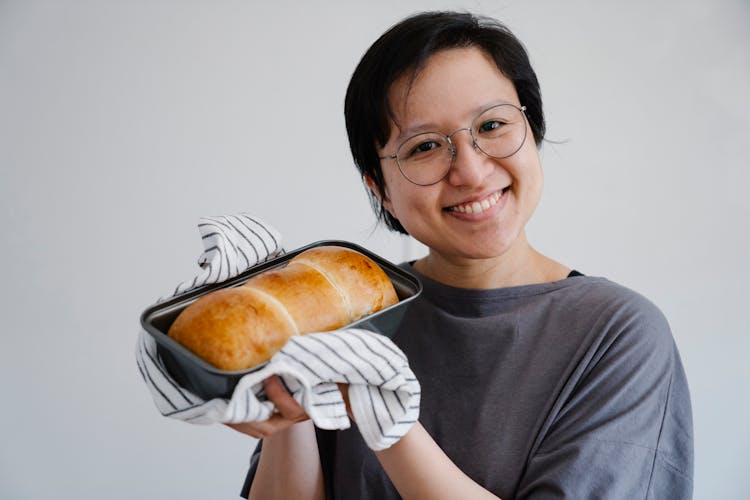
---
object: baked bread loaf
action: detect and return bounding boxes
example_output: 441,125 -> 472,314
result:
167,246 -> 399,371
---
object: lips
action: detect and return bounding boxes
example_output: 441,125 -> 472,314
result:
446,188 -> 508,214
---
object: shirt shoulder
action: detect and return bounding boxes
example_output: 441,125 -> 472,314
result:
518,277 -> 694,498
557,276 -> 674,351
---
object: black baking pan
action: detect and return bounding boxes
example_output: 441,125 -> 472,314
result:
140,240 -> 422,400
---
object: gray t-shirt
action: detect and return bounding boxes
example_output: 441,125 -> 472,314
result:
243,268 -> 693,499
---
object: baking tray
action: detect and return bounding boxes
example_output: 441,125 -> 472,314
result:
140,240 -> 422,400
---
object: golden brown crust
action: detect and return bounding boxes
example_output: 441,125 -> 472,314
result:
242,261 -> 350,333
167,287 -> 297,371
292,246 -> 399,318
167,245 -> 398,370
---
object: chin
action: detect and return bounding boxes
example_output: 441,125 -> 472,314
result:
410,220 -> 525,261
432,239 -> 514,262
454,229 -> 524,260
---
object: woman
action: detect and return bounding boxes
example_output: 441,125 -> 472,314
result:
235,11 -> 693,499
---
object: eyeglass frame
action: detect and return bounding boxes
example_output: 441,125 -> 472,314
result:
378,103 -> 528,186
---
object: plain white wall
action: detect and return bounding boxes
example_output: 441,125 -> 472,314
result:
1,0 -> 748,498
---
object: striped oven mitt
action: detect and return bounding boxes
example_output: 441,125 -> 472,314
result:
135,214 -> 420,451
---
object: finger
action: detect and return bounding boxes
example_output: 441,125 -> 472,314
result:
264,376 -> 309,423
225,422 -> 265,439
225,413 -> 295,439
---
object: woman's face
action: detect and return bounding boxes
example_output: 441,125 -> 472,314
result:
377,47 -> 544,263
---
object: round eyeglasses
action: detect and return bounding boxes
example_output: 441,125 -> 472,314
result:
379,103 -> 528,186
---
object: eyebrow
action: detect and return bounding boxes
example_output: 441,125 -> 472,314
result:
393,99 -> 518,140
394,121 -> 438,141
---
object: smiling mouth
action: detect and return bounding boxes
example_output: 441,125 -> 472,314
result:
446,188 -> 508,214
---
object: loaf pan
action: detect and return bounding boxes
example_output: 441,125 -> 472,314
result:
140,240 -> 422,400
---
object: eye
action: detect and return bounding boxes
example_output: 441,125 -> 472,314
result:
407,140 -> 441,157
478,120 -> 505,133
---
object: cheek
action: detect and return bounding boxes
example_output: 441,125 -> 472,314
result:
382,181 -> 433,226
521,161 -> 544,218
380,169 -> 410,217
515,146 -> 543,190
382,184 -> 409,220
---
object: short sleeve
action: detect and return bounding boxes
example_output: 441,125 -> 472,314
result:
516,296 -> 693,499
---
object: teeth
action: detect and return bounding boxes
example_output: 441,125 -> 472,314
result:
449,190 -> 504,214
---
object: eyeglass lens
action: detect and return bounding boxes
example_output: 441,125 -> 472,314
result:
396,104 -> 527,186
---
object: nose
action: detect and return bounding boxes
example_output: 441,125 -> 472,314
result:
445,128 -> 493,187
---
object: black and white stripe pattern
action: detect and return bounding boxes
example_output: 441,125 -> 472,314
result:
137,331 -> 229,423
170,213 -> 283,298
221,328 -> 419,450
136,214 -> 420,451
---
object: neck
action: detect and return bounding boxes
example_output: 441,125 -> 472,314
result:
412,232 -> 569,289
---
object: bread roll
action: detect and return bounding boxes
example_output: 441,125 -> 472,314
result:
167,246 -> 398,371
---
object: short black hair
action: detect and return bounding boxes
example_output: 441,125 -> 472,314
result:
344,11 -> 545,234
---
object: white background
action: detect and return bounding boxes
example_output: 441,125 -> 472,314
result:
1,0 -> 748,498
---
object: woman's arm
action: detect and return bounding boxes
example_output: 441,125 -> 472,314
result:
228,376 -> 324,500
247,420 -> 323,500
337,384 -> 499,499
375,422 -> 501,500
232,380 -> 500,500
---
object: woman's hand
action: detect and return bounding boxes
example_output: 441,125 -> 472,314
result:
226,375 -> 309,439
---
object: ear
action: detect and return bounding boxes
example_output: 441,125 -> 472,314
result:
364,174 -> 395,216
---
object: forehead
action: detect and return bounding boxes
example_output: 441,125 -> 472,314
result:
387,46 -> 520,136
